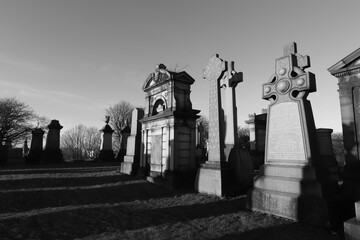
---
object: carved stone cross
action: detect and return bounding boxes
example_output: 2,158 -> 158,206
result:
220,61 -> 243,148
263,42 -> 315,104
203,54 -> 225,162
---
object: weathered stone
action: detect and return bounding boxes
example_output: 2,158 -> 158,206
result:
344,201 -> 360,240
248,43 -> 327,225
140,64 -> 200,188
26,128 -> 44,164
121,108 -> 144,175
42,120 -> 63,164
98,117 -> 115,162
195,54 -> 252,197
329,48 -> 360,202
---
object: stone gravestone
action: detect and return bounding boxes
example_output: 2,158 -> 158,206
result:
195,54 -> 253,196
42,120 -> 64,164
26,128 -> 45,164
328,48 -> 360,202
121,108 -> 144,175
98,116 -> 115,162
248,43 -> 327,225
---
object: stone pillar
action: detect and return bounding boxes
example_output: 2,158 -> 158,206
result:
98,119 -> 115,162
23,138 -> 29,156
248,43 -> 327,225
26,128 -> 44,164
42,120 -> 63,164
121,108 -> 144,175
117,123 -> 130,162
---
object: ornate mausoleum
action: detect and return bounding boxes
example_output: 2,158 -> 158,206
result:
139,64 -> 200,188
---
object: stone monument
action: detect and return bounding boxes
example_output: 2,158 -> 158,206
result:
328,48 -> 360,201
195,54 -> 253,196
121,108 -> 144,175
248,43 -> 327,225
139,64 -> 200,188
25,128 -> 44,164
42,120 -> 63,164
117,120 -> 130,161
98,116 -> 115,162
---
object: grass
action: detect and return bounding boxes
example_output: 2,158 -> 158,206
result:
0,163 -> 343,240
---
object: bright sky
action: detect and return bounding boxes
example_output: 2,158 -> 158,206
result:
0,0 -> 359,133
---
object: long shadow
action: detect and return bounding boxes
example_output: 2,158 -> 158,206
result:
219,222 -> 342,240
0,181 -> 194,213
0,197 -> 246,239
0,166 -> 120,175
0,175 -> 135,190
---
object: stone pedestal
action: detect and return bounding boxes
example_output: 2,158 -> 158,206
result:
42,120 -> 63,164
98,123 -> 115,162
140,64 -> 200,189
121,108 -> 144,175
344,201 -> 360,240
248,43 -> 327,225
26,128 -> 44,164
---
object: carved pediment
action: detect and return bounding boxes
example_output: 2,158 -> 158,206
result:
143,64 -> 172,91
328,48 -> 360,77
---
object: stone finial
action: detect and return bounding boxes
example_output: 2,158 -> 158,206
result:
105,116 -> 110,124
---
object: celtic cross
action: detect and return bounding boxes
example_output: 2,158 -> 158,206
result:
263,42 -> 316,104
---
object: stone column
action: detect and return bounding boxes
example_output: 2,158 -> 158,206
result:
98,120 -> 115,162
121,108 -> 144,175
117,122 -> 130,162
42,120 -> 63,164
26,128 -> 44,164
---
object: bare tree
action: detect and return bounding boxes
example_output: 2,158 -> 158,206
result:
196,115 -> 209,143
237,126 -> 250,150
0,97 -> 47,147
105,101 -> 134,152
61,124 -> 101,160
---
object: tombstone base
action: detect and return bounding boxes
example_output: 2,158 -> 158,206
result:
344,218 -> 360,240
98,150 -> 115,162
195,162 -> 241,197
248,164 -> 328,226
42,149 -> 63,164
147,170 -> 197,189
120,157 -> 139,176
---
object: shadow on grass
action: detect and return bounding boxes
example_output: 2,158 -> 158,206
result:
0,197 -> 246,239
219,222 -> 341,240
0,174 -> 136,190
0,166 -> 120,175
0,181 -> 195,213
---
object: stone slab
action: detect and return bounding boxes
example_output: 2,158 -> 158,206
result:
267,102 -> 306,163
261,164 -> 316,179
194,167 -> 222,196
344,217 -> 360,240
249,188 -> 327,225
120,161 -> 137,175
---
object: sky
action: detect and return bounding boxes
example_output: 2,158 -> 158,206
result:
0,0 -> 359,134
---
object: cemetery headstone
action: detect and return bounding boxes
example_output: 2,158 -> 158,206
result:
195,54 -> 253,196
140,64 -> 200,188
328,48 -> 360,201
98,116 -> 115,162
248,43 -> 327,225
117,121 -> 130,162
42,120 -> 64,164
121,108 -> 144,175
26,128 -> 44,164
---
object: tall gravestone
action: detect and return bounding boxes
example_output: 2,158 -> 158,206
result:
121,108 -> 144,175
42,120 -> 63,164
248,43 -> 327,225
98,116 -> 115,162
195,54 -> 253,196
139,64 -> 200,189
328,48 -> 360,202
25,128 -> 44,164
117,122 -> 130,161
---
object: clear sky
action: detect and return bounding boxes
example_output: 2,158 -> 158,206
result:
0,0 -> 359,133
